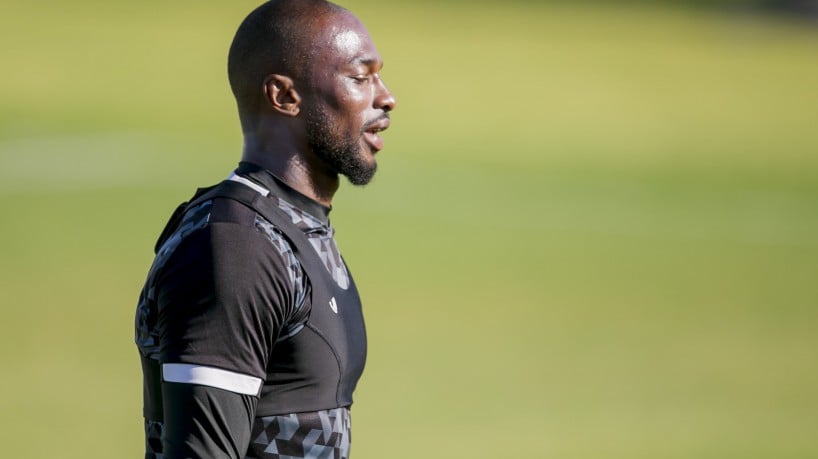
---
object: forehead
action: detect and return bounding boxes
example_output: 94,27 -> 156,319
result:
313,12 -> 381,69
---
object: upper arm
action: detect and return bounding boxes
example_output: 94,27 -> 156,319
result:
156,216 -> 299,380
161,383 -> 257,458
153,204 -> 302,456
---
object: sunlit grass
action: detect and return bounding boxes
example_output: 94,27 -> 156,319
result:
0,2 -> 816,458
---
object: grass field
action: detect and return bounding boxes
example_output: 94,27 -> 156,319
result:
1,1 -> 817,457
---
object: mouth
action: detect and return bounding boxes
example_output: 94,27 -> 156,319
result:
362,116 -> 390,152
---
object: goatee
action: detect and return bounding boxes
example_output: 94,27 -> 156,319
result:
305,108 -> 377,186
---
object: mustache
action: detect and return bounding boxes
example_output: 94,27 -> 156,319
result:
362,113 -> 390,131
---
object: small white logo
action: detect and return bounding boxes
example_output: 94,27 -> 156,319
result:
329,297 -> 338,314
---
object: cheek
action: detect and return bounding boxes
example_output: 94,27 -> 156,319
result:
317,80 -> 371,130
334,96 -> 369,131
332,80 -> 370,111
333,97 -> 368,120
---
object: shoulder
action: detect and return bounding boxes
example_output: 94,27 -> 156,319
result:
162,198 -> 293,282
156,196 -> 307,318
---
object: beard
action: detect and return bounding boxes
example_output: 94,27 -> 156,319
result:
305,106 -> 377,186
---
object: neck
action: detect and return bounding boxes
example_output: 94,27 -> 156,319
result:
240,125 -> 339,208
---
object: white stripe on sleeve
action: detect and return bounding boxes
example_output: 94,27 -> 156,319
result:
162,363 -> 263,396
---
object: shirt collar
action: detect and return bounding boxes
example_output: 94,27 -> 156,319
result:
235,161 -> 331,225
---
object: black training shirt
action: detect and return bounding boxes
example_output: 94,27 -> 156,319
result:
135,163 -> 364,458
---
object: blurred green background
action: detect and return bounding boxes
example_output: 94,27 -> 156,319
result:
1,1 -> 817,457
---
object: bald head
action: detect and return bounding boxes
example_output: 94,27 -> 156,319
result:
228,0 -> 346,126
228,0 -> 396,198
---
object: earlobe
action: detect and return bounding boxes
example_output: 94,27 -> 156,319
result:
263,74 -> 301,116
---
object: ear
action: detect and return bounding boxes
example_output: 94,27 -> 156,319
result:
263,74 -> 301,116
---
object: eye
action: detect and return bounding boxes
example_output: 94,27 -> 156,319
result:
351,74 -> 371,84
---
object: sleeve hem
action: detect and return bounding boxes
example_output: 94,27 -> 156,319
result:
162,363 -> 262,396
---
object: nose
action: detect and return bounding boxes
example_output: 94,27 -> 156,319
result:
374,76 -> 396,112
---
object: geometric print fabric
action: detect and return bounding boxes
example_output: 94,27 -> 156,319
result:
144,407 -> 351,459
144,419 -> 164,458
140,179 -> 355,458
276,198 -> 350,290
246,407 -> 351,459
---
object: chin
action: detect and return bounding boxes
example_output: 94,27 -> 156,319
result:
343,157 -> 377,186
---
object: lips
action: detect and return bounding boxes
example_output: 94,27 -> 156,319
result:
362,116 -> 390,152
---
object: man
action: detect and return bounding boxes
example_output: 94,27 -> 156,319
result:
134,1 -> 396,457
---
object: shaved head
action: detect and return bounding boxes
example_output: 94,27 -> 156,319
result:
230,0 -> 396,194
228,0 -> 346,127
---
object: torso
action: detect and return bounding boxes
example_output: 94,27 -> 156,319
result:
136,166 -> 367,458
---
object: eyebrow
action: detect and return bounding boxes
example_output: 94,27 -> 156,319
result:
348,56 -> 382,68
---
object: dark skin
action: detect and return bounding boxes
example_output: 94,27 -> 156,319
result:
152,7 -> 396,457
240,10 -> 396,207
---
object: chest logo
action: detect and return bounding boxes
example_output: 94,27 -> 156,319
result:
329,297 -> 338,314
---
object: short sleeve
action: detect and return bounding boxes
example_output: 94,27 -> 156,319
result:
155,205 -> 300,382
